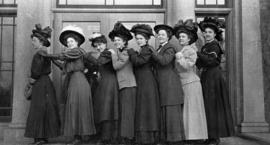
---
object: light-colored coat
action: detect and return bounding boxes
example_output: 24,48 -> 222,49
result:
111,48 -> 136,90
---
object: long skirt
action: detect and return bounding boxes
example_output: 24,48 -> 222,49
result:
119,87 -> 136,139
160,105 -> 185,142
96,121 -> 118,141
182,81 -> 208,140
25,75 -> 61,138
63,71 -> 96,136
201,67 -> 234,139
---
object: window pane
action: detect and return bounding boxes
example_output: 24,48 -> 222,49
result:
0,0 -> 3,4
3,0 -> 14,4
67,0 -> 105,5
59,0 -> 66,5
106,0 -> 114,5
0,71 -> 13,116
3,17 -> 13,25
2,26 -> 14,62
205,0 -> 216,5
115,0 -> 152,5
153,0 -> 161,5
217,0 -> 225,5
0,62 -> 13,71
197,0 -> 205,5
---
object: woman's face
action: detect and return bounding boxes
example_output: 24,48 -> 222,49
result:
178,33 -> 190,46
93,42 -> 106,53
157,30 -> 169,44
135,34 -> 147,47
203,28 -> 216,42
113,36 -> 126,49
31,36 -> 42,49
67,37 -> 79,49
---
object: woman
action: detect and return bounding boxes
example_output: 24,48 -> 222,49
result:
196,17 -> 234,145
108,22 -> 137,144
49,25 -> 96,145
84,33 -> 119,144
151,24 -> 185,144
127,24 -> 160,145
25,24 -> 61,145
173,19 -> 208,143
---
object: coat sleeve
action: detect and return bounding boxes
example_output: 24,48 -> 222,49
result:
111,50 -> 129,70
128,47 -> 152,67
30,54 -> 43,80
175,48 -> 197,69
152,46 -> 175,66
196,44 -> 221,68
84,50 -> 112,66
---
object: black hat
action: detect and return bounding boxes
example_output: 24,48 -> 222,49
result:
31,24 -> 52,47
199,17 -> 223,41
154,24 -> 174,39
109,22 -> 133,41
174,19 -> 198,44
130,24 -> 154,38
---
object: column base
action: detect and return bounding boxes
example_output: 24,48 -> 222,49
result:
3,123 -> 31,144
241,122 -> 269,133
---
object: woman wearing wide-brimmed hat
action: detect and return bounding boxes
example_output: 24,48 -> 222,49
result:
108,22 -> 137,144
173,19 -> 208,143
24,24 -> 61,145
127,24 -> 160,145
196,17 -> 234,145
151,24 -> 185,144
84,33 -> 119,144
48,25 -> 96,145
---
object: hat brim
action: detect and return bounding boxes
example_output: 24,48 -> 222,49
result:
108,31 -> 133,41
59,30 -> 85,47
154,24 -> 174,34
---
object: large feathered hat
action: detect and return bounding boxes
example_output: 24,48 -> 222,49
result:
173,19 -> 198,44
154,24 -> 174,40
199,17 -> 224,41
31,24 -> 52,47
108,22 -> 133,41
59,25 -> 85,47
130,24 -> 154,39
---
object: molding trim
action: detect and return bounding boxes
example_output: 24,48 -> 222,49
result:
52,8 -> 166,13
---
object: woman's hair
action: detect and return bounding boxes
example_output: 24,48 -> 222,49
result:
135,32 -> 150,41
91,35 -> 107,47
31,34 -> 50,47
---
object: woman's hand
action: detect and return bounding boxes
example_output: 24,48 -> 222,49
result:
108,49 -> 116,55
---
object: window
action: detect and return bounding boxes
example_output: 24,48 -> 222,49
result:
0,16 -> 16,122
57,0 -> 163,8
196,0 -> 226,7
0,0 -> 17,6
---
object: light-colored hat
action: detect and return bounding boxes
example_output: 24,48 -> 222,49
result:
89,32 -> 102,41
59,25 -> 85,47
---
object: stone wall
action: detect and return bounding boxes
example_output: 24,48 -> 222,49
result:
260,0 -> 270,125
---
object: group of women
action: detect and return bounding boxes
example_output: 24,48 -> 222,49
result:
24,17 -> 234,145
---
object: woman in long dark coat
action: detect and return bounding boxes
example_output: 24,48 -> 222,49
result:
127,24 -> 160,145
25,24 -> 61,145
108,22 -> 137,144
151,24 -> 185,144
196,17 -> 234,145
84,33 -> 119,144
49,25 -> 96,145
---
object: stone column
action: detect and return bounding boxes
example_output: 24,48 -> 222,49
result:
240,0 -> 269,132
3,0 -> 53,143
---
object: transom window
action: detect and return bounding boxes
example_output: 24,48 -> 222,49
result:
57,0 -> 163,8
0,0 -> 17,6
196,0 -> 227,7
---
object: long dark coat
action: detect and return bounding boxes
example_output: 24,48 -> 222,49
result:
152,42 -> 184,106
25,50 -> 61,138
128,45 -> 160,144
84,49 -> 119,124
196,40 -> 234,139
